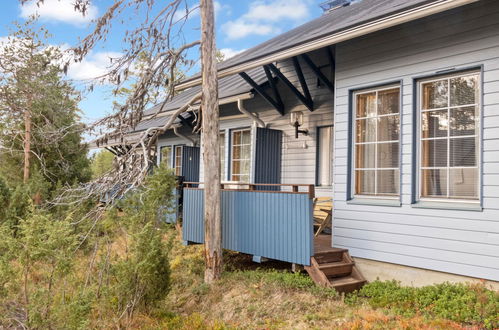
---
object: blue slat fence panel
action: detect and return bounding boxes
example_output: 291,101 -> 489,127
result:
182,188 -> 314,265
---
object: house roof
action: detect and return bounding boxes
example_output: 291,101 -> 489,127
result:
143,66 -> 267,117
132,66 -> 267,133
177,0 -> 478,90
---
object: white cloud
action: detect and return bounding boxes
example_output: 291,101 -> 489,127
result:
222,21 -> 279,40
244,0 -> 310,22
222,0 -> 312,40
219,47 -> 245,59
66,51 -> 122,81
20,0 -> 98,26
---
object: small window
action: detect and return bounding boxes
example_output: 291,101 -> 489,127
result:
174,145 -> 183,176
230,128 -> 251,183
317,126 -> 333,186
220,132 -> 226,180
418,71 -> 480,200
160,146 -> 173,168
353,85 -> 401,197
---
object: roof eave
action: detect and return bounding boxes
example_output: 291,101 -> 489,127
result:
176,0 -> 478,91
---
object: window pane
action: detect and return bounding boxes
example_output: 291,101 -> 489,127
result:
356,118 -> 376,142
449,168 -> 478,199
232,160 -> 241,176
450,137 -> 477,167
241,145 -> 251,159
377,88 -> 399,115
355,170 -> 375,195
241,130 -> 251,144
378,115 -> 400,141
232,145 -> 241,159
422,110 -> 448,138
421,169 -> 447,197
377,169 -> 399,195
450,107 -> 477,137
450,75 -> 478,106
241,160 -> 250,175
377,142 -> 399,168
356,92 -> 376,117
355,144 -> 375,169
421,139 -> 448,167
422,80 -> 448,109
233,131 -> 241,144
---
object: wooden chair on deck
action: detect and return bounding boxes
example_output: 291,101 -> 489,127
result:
313,197 -> 332,237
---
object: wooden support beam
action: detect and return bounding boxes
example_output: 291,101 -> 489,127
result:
240,71 -> 285,115
263,65 -> 284,113
301,53 -> 334,93
177,114 -> 193,128
268,63 -> 314,111
292,57 -> 312,103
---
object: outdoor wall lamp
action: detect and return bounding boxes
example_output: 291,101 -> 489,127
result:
290,111 -> 308,139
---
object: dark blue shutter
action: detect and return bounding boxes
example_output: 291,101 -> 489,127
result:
181,146 -> 200,182
254,127 -> 282,191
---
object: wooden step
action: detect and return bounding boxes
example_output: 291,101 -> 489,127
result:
329,275 -> 366,293
305,247 -> 367,294
313,248 -> 346,264
319,260 -> 354,277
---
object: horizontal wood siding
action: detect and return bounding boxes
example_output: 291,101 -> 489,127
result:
333,0 -> 499,281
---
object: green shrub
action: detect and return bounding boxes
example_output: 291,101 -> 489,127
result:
0,177 -> 10,222
347,280 -> 499,328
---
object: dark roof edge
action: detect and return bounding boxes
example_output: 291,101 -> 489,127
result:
177,0 -> 477,90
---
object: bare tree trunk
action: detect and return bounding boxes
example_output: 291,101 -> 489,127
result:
23,108 -> 31,184
200,0 -> 222,283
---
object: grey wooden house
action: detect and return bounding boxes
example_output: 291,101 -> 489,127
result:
129,0 -> 499,289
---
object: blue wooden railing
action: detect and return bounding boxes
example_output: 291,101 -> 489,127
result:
182,183 -> 314,266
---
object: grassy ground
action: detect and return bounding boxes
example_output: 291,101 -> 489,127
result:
130,228 -> 497,329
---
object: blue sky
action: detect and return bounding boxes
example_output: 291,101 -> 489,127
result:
0,0 -> 323,124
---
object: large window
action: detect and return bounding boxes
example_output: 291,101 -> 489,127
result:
418,71 -> 480,200
353,86 -> 400,197
230,129 -> 251,182
317,126 -> 333,186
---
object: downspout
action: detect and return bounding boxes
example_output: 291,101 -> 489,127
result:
173,126 -> 197,146
237,99 -> 265,128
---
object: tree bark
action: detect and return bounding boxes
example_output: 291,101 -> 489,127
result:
200,0 -> 222,283
23,108 -> 31,184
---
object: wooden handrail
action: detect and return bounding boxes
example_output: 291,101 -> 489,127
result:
183,182 -> 315,199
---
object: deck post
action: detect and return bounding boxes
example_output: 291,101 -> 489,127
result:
308,185 -> 315,199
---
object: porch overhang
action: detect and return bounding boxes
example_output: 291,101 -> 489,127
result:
176,0 -> 478,91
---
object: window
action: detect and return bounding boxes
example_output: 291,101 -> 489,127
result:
317,126 -> 333,186
418,71 -> 480,200
220,132 -> 226,180
174,145 -> 183,176
353,86 -> 400,197
230,129 -> 251,182
160,146 -> 173,168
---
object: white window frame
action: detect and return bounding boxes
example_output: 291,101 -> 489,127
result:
416,70 -> 481,203
219,131 -> 227,181
352,84 -> 401,199
230,128 -> 252,183
174,145 -> 183,176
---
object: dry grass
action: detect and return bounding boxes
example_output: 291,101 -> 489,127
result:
137,228 -> 471,329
